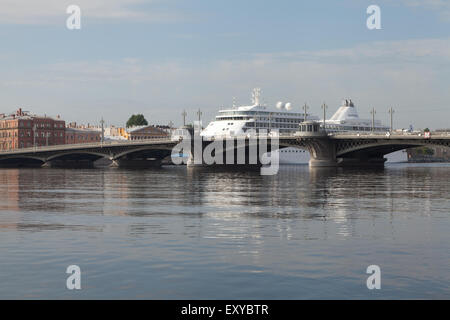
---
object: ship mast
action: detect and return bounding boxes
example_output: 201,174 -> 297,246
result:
252,88 -> 261,106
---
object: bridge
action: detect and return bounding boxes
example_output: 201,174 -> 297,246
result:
1,126 -> 449,169
0,139 -> 177,168
185,124 -> 450,168
279,122 -> 450,167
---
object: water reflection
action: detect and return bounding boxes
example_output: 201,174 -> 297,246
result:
1,164 -> 449,299
1,165 -> 449,227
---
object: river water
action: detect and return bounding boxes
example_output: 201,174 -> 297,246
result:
0,163 -> 449,299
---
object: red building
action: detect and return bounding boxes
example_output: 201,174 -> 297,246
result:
65,127 -> 101,144
0,108 -> 65,151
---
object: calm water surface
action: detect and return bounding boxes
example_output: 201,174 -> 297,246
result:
0,164 -> 449,299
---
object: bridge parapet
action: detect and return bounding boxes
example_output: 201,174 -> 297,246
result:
1,131 -> 449,169
0,138 -> 177,168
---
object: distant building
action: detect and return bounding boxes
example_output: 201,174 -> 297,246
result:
125,125 -> 170,140
65,127 -> 101,145
104,126 -> 121,137
0,108 -> 65,151
103,126 -> 127,141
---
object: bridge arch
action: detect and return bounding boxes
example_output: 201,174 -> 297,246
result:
112,145 -> 173,160
45,151 -> 109,162
0,155 -> 46,168
336,139 -> 450,158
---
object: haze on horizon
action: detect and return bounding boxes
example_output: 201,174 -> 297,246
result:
0,0 -> 449,130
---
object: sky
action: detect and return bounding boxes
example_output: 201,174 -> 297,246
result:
0,0 -> 449,129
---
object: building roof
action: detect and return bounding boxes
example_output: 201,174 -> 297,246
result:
126,125 -> 168,134
0,108 -> 64,122
65,127 -> 101,133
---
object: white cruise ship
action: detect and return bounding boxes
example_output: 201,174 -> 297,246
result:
200,88 -> 317,164
201,88 -> 318,137
200,90 -> 407,164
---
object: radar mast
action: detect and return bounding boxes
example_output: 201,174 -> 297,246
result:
252,88 -> 261,106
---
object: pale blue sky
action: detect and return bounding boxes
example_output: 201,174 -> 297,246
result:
0,0 -> 449,129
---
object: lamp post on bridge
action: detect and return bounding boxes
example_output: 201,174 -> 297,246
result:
370,108 -> 376,132
182,110 -> 187,126
388,107 -> 395,133
321,103 -> 328,128
33,124 -> 36,151
197,109 -> 202,130
303,103 -> 309,122
269,112 -> 272,132
100,117 -> 105,147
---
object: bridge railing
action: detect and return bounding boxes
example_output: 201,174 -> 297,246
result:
3,131 -> 448,155
201,130 -> 450,141
329,131 -> 450,139
0,137 -> 175,155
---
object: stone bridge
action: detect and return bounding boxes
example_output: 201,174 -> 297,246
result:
180,124 -> 450,168
279,123 -> 450,167
0,139 -> 177,168
2,129 -> 449,169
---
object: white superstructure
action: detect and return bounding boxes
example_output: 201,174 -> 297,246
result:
201,88 -> 319,139
201,92 -> 407,164
322,99 -> 389,133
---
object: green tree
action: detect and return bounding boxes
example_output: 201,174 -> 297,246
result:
126,114 -> 148,128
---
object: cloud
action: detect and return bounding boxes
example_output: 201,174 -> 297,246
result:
1,38 -> 449,129
396,0 -> 450,21
259,38 -> 450,65
0,0 -> 182,24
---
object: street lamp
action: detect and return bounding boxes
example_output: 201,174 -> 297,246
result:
388,107 -> 395,132
370,108 -> 376,132
182,110 -> 187,126
303,103 -> 309,122
196,109 -> 202,130
321,103 -> 328,128
33,124 -> 36,151
100,117 -> 105,147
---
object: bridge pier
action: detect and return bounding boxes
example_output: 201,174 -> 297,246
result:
296,121 -> 340,168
